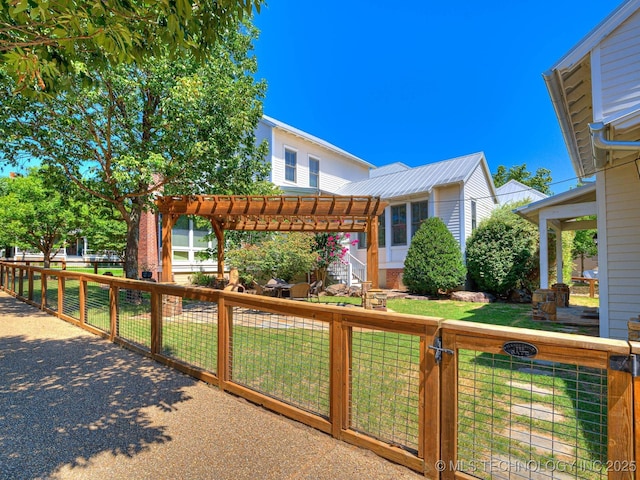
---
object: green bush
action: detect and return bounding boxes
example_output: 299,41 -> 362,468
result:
403,217 -> 466,295
226,233 -> 317,284
465,205 -> 537,297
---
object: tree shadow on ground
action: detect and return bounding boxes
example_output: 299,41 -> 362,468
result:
0,333 -> 195,478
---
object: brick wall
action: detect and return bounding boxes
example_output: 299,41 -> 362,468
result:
138,211 -> 159,280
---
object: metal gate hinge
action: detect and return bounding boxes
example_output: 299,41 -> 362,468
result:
610,354 -> 640,377
429,336 -> 454,365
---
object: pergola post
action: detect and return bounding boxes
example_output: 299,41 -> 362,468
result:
161,214 -> 178,283
367,217 -> 380,288
211,219 -> 225,280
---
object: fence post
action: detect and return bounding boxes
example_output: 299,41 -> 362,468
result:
41,272 -> 47,310
109,285 -> 118,342
79,279 -> 87,325
150,288 -> 162,355
28,269 -> 33,302
330,312 -> 346,439
217,294 -> 229,391
58,276 -> 65,317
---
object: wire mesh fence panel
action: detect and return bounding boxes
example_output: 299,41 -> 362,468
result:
32,272 -> 42,306
457,349 -> 607,480
116,289 -> 151,350
229,307 -> 330,418
45,274 -> 58,312
349,328 -> 421,453
161,298 -> 218,373
85,281 -> 112,333
62,278 -> 81,321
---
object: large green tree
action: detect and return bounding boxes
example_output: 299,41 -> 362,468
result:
0,23 -> 274,279
1,0 -> 263,91
493,164 -> 553,195
0,168 -> 89,266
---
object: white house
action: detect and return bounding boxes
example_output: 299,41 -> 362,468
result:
495,179 -> 547,205
541,0 -> 640,339
145,117 -> 498,288
335,153 -> 498,289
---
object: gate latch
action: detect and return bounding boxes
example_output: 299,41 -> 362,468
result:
429,336 -> 454,365
610,354 -> 640,377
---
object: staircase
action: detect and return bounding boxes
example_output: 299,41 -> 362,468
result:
327,253 -> 366,287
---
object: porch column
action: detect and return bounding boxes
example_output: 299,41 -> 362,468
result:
554,224 -> 564,284
539,219 -> 549,289
211,219 -> 225,280
367,218 -> 379,288
161,214 -> 178,283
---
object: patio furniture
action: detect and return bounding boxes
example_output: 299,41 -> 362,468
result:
308,280 -> 322,302
286,282 -> 310,300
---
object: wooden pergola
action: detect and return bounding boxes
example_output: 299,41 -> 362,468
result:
155,195 -> 388,287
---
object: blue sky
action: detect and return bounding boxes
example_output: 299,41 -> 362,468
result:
253,1 -> 624,194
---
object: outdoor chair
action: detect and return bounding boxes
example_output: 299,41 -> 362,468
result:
287,282 -> 310,300
308,280 -> 322,302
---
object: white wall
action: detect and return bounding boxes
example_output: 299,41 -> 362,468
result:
602,161 -> 640,339
270,129 -> 370,193
463,163 -> 497,242
597,9 -> 640,122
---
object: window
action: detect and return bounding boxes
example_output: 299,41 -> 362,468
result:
285,148 -> 297,182
471,200 -> 477,231
357,211 -> 385,249
391,205 -> 407,246
357,232 -> 366,249
411,201 -> 429,237
378,210 -> 386,247
309,156 -> 319,188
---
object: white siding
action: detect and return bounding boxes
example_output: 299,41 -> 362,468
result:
271,130 -> 369,193
435,185 -> 461,245
462,163 -> 496,242
254,121 -> 274,181
599,10 -> 640,122
604,161 -> 640,339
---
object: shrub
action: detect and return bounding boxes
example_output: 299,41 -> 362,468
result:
403,217 -> 466,295
465,205 -> 537,297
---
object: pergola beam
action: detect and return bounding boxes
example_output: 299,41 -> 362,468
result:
156,195 -> 388,286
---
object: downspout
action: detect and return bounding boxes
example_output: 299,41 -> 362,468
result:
590,122 -> 640,168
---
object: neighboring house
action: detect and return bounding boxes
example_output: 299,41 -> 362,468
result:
495,179 -> 547,205
541,0 -> 640,339
335,152 -> 498,289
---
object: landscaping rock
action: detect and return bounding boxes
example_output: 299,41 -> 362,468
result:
324,283 -> 350,296
508,289 -> 532,303
450,291 -> 495,303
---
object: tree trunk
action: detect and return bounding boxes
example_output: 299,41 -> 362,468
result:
124,205 -> 142,279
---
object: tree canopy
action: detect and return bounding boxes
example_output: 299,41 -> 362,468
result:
0,23 -> 275,278
1,0 -> 263,91
0,168 -> 89,266
493,164 -> 553,195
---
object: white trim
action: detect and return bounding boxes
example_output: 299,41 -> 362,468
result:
596,170 -> 609,338
591,45 -> 604,122
459,186 -> 466,255
308,154 -> 320,190
283,144 -> 298,184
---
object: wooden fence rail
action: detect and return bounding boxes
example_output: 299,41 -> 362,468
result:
0,261 -> 636,479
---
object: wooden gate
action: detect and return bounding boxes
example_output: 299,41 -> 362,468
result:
439,320 -> 634,480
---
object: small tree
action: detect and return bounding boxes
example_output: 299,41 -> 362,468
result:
226,233 -> 317,285
0,169 -> 88,266
312,232 -> 358,285
403,217 -> 466,296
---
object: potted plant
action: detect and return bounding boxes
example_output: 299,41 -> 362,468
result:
139,263 -> 154,279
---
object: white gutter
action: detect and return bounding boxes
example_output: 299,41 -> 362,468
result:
590,122 -> 640,168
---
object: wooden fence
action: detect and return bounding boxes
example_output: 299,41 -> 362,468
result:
0,261 -> 636,479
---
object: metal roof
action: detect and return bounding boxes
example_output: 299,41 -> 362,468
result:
261,115 -> 376,169
335,152 -> 495,200
514,182 -> 596,225
496,180 -> 548,205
